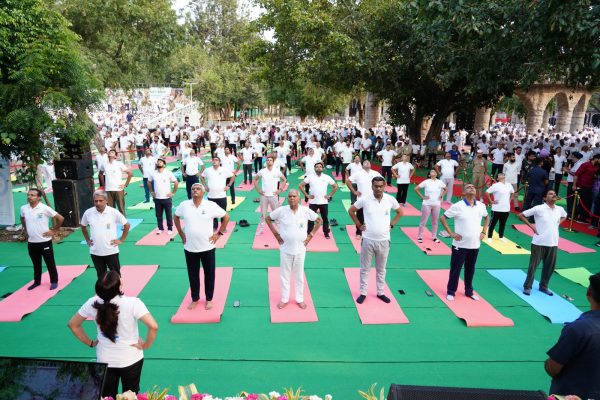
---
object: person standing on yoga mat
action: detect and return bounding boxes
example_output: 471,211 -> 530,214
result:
201,156 -> 235,231
174,183 -> 230,310
348,176 -> 403,304
346,161 -> 383,239
68,271 -> 158,399
81,190 -> 130,279
254,154 -> 287,235
414,169 -> 447,244
440,183 -> 489,301
485,173 -> 514,242
20,188 -> 64,290
100,149 -> 132,216
517,189 -> 567,296
545,272 -> 600,400
299,161 -> 338,239
391,154 -> 415,207
147,157 -> 178,235
266,189 -> 322,310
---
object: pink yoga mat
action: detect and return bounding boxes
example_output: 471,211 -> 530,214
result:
344,268 -> 409,325
120,265 -> 159,296
401,227 -> 451,255
417,269 -> 514,327
252,224 -> 337,252
268,267 -> 318,323
215,221 -> 236,249
0,265 -> 88,322
255,197 -> 284,212
512,224 -> 595,254
237,183 -> 255,191
401,202 -> 421,217
171,267 -> 233,324
306,229 -> 339,252
345,225 -> 362,253
384,185 -> 398,194
136,222 -> 180,246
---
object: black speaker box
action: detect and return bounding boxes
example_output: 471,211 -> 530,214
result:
52,178 -> 94,227
54,159 -> 94,180
59,139 -> 92,160
387,385 -> 547,400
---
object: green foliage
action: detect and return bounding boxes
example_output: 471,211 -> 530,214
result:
358,383 -> 385,400
56,0 -> 180,88
0,0 -> 101,180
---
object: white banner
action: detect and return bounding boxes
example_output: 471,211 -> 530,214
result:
0,158 -> 15,226
148,87 -> 172,101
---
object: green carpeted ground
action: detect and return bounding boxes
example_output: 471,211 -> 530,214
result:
1,157 -> 598,398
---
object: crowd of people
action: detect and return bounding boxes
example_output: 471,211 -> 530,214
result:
17,112 -> 600,399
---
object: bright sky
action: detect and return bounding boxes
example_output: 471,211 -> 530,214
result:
172,0 -> 263,20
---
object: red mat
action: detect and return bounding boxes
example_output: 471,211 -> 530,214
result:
512,224 -> 595,254
344,268 -> 409,325
417,270 -> 514,327
268,267 -> 318,323
0,265 -> 88,322
255,197 -> 284,212
215,221 -> 236,249
560,220 -> 599,236
171,267 -> 233,324
345,225 -> 362,253
252,224 -> 338,252
136,222 -> 180,246
401,227 -> 451,255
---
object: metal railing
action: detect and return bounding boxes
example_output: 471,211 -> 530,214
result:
145,101 -> 200,127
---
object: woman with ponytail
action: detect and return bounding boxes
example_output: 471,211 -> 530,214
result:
68,271 -> 158,398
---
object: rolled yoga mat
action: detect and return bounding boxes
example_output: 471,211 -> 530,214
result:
417,269 -> 514,327
268,267 -> 318,323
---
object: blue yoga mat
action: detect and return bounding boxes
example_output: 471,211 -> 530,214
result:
81,218 -> 143,244
488,269 -> 582,324
0,266 -> 7,273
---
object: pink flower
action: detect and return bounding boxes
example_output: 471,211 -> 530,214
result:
247,395 -> 259,400
277,397 -> 288,400
137,394 -> 148,400
165,396 -> 177,400
191,395 -> 204,400
103,397 -> 114,400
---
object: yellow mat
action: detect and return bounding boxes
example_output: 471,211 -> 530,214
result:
226,196 -> 246,211
484,231 -> 530,255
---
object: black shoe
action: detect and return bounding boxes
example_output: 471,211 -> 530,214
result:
540,287 -> 554,296
514,207 -> 520,211
324,233 -> 330,239
523,288 -> 531,296
377,294 -> 391,303
356,295 -> 366,304
27,283 -> 40,291
49,282 -> 58,290
595,241 -> 600,247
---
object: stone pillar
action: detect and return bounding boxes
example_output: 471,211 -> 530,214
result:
515,88 -> 555,134
541,108 -> 550,131
473,107 -> 492,131
555,108 -> 575,133
363,92 -> 381,129
569,94 -> 590,133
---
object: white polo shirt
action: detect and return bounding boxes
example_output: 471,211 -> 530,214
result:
392,162 -> 414,185
436,159 -> 459,179
101,160 -> 128,191
377,149 -> 397,167
149,169 -> 177,199
139,156 -> 156,179
417,179 -> 446,206
175,199 -> 227,252
486,182 -> 514,212
301,154 -> 321,176
202,167 -> 233,199
522,203 -> 567,247
349,169 -> 382,199
346,162 -> 363,177
339,146 -> 354,163
20,203 -> 58,243
219,154 -> 238,173
182,156 -> 203,176
240,147 -> 255,164
80,206 -> 128,256
78,295 -> 149,368
491,148 -> 506,164
443,199 -> 488,249
275,146 -> 289,161
503,162 -> 520,185
303,173 -> 335,205
150,142 -> 166,157
354,193 -> 400,241
253,142 -> 266,157
269,205 -> 318,255
257,167 -> 283,196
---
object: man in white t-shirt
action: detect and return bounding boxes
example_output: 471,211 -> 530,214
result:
377,142 -> 397,186
20,189 -> 64,290
485,173 -> 515,241
348,176 -> 403,304
148,158 -> 178,234
346,161 -> 383,238
299,162 -> 338,239
239,141 -> 256,185
174,183 -> 230,310
252,141 -> 266,173
435,152 -> 459,203
503,153 -> 521,210
518,190 -> 567,296
100,149 -> 132,216
81,190 -> 130,279
345,155 -> 363,204
266,190 -> 322,309
391,155 -> 415,205
298,148 -> 320,177
219,146 -> 241,204
552,147 -> 567,195
181,149 -> 204,199
440,184 -> 489,301
201,157 -> 235,231
490,142 -> 506,179
338,140 -> 355,179
254,155 -> 287,235
149,136 -> 168,159
138,149 -> 157,203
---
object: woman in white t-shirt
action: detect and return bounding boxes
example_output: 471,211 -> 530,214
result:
485,173 -> 514,241
391,155 -> 415,205
68,271 -> 158,399
414,169 -> 447,243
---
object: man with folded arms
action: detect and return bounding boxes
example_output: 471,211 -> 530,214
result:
348,176 -> 403,304
266,190 -> 322,310
518,189 -> 567,296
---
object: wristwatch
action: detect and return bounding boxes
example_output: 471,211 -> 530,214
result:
217,231 -> 224,236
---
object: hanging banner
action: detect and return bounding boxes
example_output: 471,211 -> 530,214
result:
0,158 -> 15,226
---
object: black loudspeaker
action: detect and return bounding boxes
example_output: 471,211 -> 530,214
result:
455,111 -> 476,131
59,139 -> 92,160
387,385 -> 547,400
52,178 -> 94,227
54,159 -> 94,180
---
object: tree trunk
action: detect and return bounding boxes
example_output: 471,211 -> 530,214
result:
425,112 -> 448,142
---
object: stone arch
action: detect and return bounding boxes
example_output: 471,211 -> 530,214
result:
570,93 -> 590,132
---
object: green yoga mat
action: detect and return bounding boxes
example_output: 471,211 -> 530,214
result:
342,199 -> 351,212
128,201 -> 154,210
556,267 -> 592,287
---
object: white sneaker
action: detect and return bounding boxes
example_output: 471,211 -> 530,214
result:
500,237 -> 508,242
168,230 -> 173,235
446,294 -> 455,301
486,238 -> 493,243
468,294 -> 480,301
256,223 -> 264,236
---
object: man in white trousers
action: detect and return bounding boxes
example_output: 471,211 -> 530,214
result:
266,190 -> 322,309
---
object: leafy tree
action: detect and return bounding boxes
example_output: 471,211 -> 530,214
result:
0,0 -> 102,183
